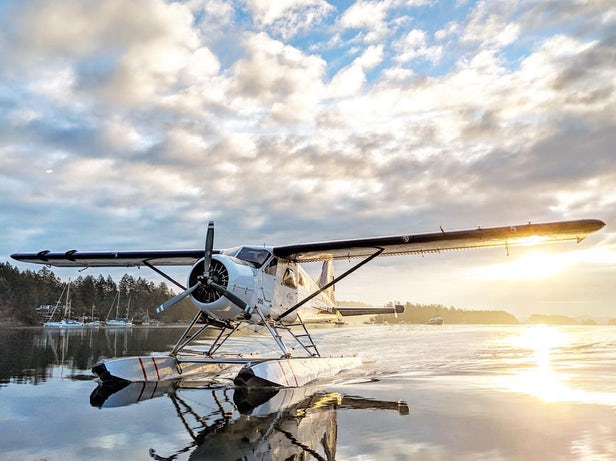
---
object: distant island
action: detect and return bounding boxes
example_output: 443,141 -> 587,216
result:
370,303 -> 518,325
369,303 -> 607,326
1,262 -> 613,326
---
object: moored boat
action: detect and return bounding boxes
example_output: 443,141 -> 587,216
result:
42,280 -> 84,328
43,318 -> 85,328
427,316 -> 443,325
105,318 -> 133,327
104,289 -> 133,327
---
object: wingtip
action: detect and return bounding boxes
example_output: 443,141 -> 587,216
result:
587,219 -> 606,232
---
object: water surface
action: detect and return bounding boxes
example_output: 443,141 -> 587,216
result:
1,325 -> 614,460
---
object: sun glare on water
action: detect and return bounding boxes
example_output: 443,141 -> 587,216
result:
496,325 -> 615,406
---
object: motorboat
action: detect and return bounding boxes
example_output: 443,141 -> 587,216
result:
427,316 -> 443,325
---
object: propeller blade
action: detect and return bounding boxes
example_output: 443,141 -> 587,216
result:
155,282 -> 201,314
207,280 -> 249,311
204,221 -> 214,276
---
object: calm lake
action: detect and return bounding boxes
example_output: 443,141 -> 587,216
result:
1,324 -> 614,460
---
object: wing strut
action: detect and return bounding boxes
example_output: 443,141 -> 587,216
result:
275,248 -> 384,321
144,261 -> 187,291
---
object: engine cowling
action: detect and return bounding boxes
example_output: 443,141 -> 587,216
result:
187,255 -> 256,320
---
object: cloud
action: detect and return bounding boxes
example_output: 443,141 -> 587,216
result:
461,1 -> 520,48
339,0 -> 392,43
1,0 -> 220,107
393,29 -> 443,63
246,0 -> 334,39
231,32 -> 326,122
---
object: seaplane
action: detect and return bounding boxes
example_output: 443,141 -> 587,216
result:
11,218 -> 605,388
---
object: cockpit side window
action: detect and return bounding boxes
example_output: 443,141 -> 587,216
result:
265,257 -> 278,276
235,247 -> 271,268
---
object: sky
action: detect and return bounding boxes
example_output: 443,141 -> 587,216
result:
1,0 -> 614,320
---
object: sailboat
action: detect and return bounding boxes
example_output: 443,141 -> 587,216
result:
43,280 -> 84,328
84,304 -> 101,327
105,289 -> 133,328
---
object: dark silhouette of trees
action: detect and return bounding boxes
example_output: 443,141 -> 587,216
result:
0,263 -> 192,325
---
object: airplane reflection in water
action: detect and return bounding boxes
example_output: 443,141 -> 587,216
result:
91,380 -> 409,460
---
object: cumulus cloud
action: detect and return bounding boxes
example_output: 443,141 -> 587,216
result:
2,0 -> 222,108
231,32 -> 326,122
246,0 -> 334,39
339,0 -> 392,43
461,3 -> 520,48
393,29 -> 443,63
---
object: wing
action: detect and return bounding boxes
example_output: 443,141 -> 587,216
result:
11,219 -> 605,268
10,249 -> 217,267
272,219 -> 605,263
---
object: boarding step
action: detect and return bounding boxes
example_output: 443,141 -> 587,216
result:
280,316 -> 320,357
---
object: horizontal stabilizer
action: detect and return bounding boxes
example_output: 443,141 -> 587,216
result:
337,304 -> 404,316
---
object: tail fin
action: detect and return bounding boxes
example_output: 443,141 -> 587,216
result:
317,259 -> 335,303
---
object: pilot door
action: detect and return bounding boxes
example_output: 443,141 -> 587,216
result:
258,257 -> 277,309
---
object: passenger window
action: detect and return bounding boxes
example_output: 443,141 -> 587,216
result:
282,268 -> 297,288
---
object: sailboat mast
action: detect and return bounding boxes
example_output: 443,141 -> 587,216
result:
65,279 -> 71,319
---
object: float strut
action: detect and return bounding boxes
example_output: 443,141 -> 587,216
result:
255,306 -> 290,357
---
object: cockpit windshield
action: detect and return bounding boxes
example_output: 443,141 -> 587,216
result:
235,247 -> 271,268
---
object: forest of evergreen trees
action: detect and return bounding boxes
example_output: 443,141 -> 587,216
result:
0,262 -> 196,325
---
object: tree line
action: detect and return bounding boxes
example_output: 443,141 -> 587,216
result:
2,263 -> 613,326
0,262 -> 196,325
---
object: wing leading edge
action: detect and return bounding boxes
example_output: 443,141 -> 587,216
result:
11,219 -> 605,267
10,249 -> 216,268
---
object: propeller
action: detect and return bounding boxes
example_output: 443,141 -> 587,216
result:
204,221 -> 214,276
155,283 -> 201,314
155,221 -> 252,318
